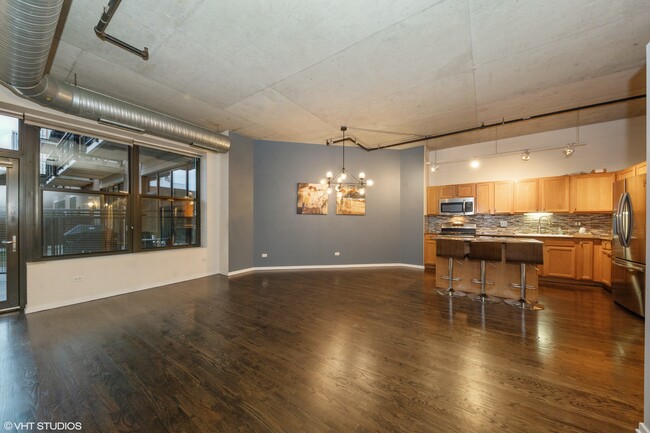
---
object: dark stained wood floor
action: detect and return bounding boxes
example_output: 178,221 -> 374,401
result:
0,268 -> 643,432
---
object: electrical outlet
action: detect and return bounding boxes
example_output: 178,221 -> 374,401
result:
334,252 -> 340,256
261,253 -> 268,258
500,221 -> 508,227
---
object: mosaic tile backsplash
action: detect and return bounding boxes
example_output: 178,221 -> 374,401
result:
425,213 -> 613,237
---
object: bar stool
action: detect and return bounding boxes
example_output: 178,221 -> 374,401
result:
468,241 -> 502,303
504,242 -> 544,310
435,238 -> 467,298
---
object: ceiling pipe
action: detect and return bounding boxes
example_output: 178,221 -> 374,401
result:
336,94 -> 646,152
94,0 -> 149,60
0,0 -> 229,152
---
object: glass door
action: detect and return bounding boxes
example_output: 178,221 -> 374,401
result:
0,158 -> 19,310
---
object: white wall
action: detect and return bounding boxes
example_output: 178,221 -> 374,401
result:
0,87 -> 228,313
25,148 -> 227,313
428,116 -> 646,185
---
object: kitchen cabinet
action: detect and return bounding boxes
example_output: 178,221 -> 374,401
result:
513,179 -> 539,213
601,240 -> 612,286
476,182 -> 494,214
570,172 -> 616,213
426,186 -> 438,215
494,181 -> 514,214
575,240 -> 594,280
457,183 -> 476,197
424,235 -> 436,268
542,238 -> 576,278
438,183 -> 476,198
438,185 -> 457,199
636,162 -> 647,175
616,166 -> 636,181
616,161 -> 646,179
539,175 -> 570,212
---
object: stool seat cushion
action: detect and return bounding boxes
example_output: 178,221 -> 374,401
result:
504,242 -> 543,264
468,241 -> 502,262
436,238 -> 468,259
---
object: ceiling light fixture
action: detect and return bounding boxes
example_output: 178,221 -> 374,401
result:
321,126 -> 373,196
564,110 -> 583,158
431,138 -> 440,172
563,144 -> 575,157
470,159 -> 480,169
521,149 -> 530,161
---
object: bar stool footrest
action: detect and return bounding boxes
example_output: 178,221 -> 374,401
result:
469,293 -> 501,304
471,279 -> 495,285
441,275 -> 461,281
504,298 -> 544,310
436,288 -> 466,297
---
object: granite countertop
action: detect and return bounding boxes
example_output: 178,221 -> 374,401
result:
425,231 -> 613,241
426,234 -> 543,244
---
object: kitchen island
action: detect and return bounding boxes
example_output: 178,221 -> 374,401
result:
433,236 -> 544,300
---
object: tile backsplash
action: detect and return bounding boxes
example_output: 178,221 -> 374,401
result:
425,213 -> 612,237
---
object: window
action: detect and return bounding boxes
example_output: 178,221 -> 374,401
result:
40,130 -> 129,257
0,115 -> 19,150
37,128 -> 201,257
139,147 -> 199,249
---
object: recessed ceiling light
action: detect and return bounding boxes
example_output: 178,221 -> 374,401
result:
470,159 -> 480,168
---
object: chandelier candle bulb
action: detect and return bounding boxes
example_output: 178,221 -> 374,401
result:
322,125 -> 373,194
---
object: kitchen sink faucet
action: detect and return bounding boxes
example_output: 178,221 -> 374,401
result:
537,216 -> 552,234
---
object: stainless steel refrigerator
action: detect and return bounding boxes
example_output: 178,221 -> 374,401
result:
612,174 -> 646,317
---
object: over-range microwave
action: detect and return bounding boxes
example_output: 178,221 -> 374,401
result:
439,197 -> 475,215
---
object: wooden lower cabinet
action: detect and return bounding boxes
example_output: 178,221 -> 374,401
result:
601,240 -> 612,286
575,240 -> 594,280
424,235 -> 436,268
541,239 -> 576,278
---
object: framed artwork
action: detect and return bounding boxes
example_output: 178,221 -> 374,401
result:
297,183 -> 328,215
336,186 -> 365,215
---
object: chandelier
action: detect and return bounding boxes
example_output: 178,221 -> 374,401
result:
321,126 -> 373,196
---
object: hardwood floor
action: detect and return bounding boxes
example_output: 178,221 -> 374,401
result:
0,268 -> 643,432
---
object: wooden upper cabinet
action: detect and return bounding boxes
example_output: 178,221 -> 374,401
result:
513,178 -> 539,213
636,161 -> 647,175
616,165 -> 636,181
494,181 -> 514,214
426,186 -> 438,215
438,183 -> 476,199
438,185 -> 457,199
539,175 -> 570,213
456,183 -> 476,198
476,182 -> 494,214
570,172 -> 616,213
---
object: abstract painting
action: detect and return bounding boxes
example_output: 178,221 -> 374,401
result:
297,183 -> 328,215
336,186 -> 365,215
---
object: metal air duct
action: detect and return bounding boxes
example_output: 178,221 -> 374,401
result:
0,0 -> 230,152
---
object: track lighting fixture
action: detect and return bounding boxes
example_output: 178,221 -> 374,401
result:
521,150 -> 530,161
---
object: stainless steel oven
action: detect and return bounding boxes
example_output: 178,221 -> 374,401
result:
439,197 -> 475,215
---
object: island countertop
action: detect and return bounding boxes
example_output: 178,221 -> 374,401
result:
427,234 -> 543,244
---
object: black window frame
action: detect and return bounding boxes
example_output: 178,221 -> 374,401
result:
33,128 -> 202,260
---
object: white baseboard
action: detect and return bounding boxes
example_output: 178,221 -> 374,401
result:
636,422 -> 650,433
25,271 -> 220,314
227,263 -> 425,276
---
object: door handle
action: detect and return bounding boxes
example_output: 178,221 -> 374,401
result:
2,235 -> 16,252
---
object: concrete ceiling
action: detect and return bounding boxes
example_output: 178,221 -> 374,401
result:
49,0 -> 649,149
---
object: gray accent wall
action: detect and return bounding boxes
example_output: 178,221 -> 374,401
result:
253,139 -> 423,267
399,147 -> 424,265
228,133 -> 254,272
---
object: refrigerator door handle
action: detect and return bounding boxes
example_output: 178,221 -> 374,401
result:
613,257 -> 645,273
617,192 -> 633,247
